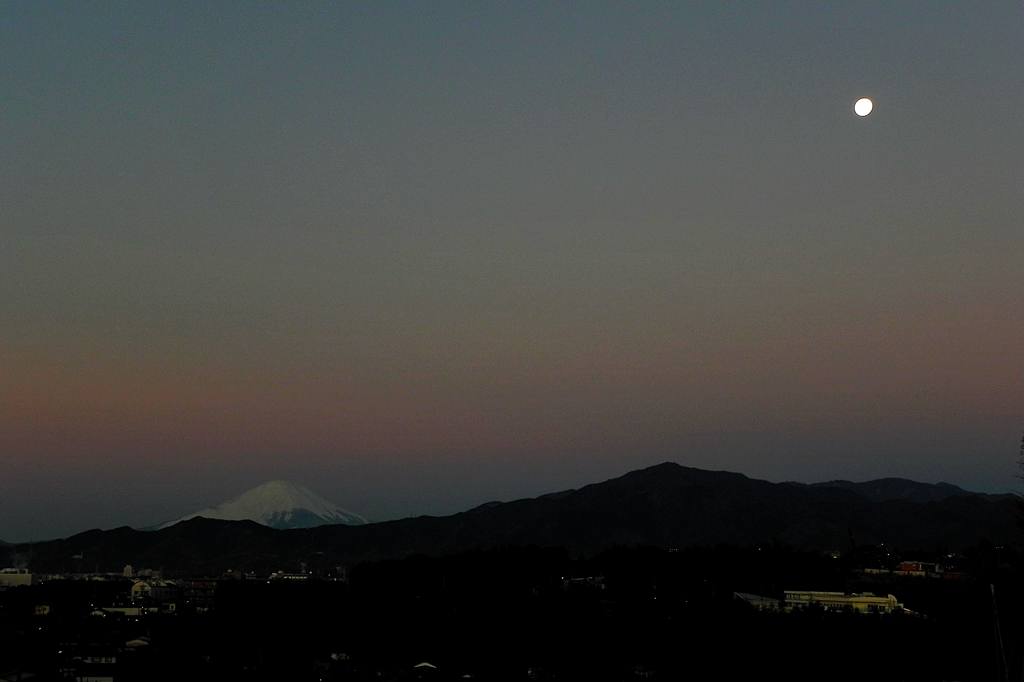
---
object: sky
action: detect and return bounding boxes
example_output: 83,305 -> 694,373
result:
2,2 -> 1022,542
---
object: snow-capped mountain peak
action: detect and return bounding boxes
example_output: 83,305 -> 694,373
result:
161,480 -> 367,530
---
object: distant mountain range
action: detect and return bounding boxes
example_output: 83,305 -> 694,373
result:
6,463 -> 1019,575
158,480 -> 367,530
807,478 -> 972,504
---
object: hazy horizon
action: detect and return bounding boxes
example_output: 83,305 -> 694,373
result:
2,2 -> 1022,543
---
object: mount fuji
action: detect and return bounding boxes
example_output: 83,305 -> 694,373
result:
160,480 -> 367,530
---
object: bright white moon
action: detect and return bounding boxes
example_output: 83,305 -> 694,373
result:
854,98 -> 873,116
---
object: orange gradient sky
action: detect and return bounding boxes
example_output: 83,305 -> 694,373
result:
1,2 -> 1022,540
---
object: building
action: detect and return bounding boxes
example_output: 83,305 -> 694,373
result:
734,592 -> 782,611
184,579 -> 217,612
130,579 -> 178,603
59,642 -> 119,682
894,560 -> 941,576
0,568 -> 32,589
784,590 -> 904,614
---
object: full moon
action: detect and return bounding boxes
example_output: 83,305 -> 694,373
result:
854,97 -> 873,116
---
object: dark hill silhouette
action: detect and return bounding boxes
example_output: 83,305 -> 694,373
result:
15,463 -> 1018,575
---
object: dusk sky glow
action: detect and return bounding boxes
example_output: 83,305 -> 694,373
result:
2,2 -> 1022,541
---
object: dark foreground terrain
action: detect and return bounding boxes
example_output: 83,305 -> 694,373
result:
2,543 -> 1021,681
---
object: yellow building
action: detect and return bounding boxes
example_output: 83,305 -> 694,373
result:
0,568 -> 32,588
784,590 -> 903,614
